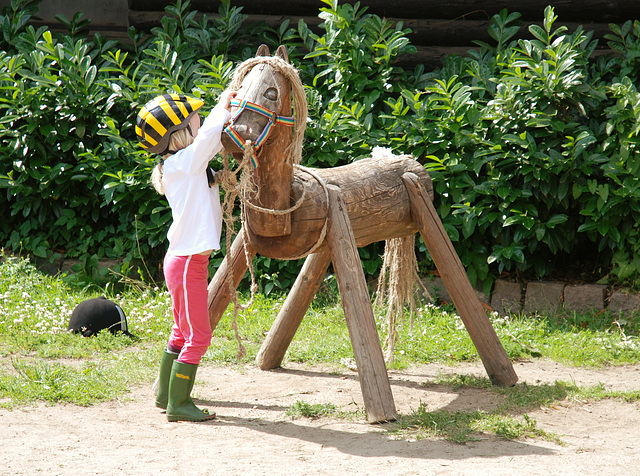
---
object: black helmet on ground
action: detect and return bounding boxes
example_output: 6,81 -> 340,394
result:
68,297 -> 135,339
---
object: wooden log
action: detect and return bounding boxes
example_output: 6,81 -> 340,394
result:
129,0 -> 638,22
133,13 -> 613,47
400,19 -> 617,47
402,172 -> 517,387
326,184 -> 398,423
256,250 -> 332,370
245,155 -> 432,259
127,11 -> 618,69
207,228 -> 256,330
397,43 -> 615,70
128,10 -> 617,48
353,0 -> 636,22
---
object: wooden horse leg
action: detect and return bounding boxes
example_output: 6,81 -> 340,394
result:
207,228 -> 256,331
256,250 -> 332,370
326,184 -> 398,423
402,172 -> 518,387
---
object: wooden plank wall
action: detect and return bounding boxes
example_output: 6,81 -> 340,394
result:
2,1 -> 636,70
128,1 -> 638,70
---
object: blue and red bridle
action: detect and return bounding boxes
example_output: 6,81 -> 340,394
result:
223,98 -> 295,168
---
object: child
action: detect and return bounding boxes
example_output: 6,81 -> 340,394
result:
136,90 -> 236,422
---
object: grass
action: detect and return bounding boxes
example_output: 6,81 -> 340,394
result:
392,408 -> 557,444
2,253 -> 640,443
391,375 -> 573,444
0,351 -> 152,406
390,373 -> 640,444
286,400 -> 338,419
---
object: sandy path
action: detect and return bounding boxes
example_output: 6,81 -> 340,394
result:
2,360 -> 640,475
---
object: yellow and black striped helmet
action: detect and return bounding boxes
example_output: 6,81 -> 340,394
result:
136,94 -> 204,154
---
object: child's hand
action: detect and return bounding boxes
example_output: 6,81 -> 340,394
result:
219,90 -> 237,112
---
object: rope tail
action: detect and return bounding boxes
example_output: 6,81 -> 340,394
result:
375,234 -> 431,363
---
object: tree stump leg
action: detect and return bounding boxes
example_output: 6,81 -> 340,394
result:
256,251 -> 332,370
402,172 -> 518,387
207,228 -> 256,331
326,184 -> 398,423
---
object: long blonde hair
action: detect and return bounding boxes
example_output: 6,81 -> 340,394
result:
151,128 -> 195,195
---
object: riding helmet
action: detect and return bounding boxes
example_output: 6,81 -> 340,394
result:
136,93 -> 204,155
68,297 -> 135,338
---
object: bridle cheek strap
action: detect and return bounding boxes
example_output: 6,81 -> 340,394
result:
223,98 -> 295,169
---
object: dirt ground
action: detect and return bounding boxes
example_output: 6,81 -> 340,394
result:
2,359 -> 640,476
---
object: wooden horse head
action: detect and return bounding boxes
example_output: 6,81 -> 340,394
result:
222,45 -> 307,237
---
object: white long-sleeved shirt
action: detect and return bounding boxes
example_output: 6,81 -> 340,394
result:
162,105 -> 230,255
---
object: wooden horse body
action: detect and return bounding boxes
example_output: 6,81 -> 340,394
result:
208,46 -> 517,423
248,154 -> 432,259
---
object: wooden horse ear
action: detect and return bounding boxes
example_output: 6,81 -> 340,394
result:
276,45 -> 289,63
256,44 -> 270,56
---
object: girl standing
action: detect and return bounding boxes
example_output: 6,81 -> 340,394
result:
136,90 -> 236,422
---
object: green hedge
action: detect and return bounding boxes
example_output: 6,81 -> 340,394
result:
1,0 -> 640,293
385,9 -> 640,292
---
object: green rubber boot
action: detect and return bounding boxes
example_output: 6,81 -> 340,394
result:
166,360 -> 216,422
154,350 -> 179,410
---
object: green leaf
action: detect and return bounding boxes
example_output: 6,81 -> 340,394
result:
546,214 -> 568,227
528,24 -> 548,44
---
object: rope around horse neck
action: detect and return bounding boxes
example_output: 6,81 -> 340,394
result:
285,165 -> 329,260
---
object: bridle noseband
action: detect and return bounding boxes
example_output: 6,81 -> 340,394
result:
223,98 -> 295,168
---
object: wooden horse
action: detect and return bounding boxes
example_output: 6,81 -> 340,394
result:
208,45 -> 518,423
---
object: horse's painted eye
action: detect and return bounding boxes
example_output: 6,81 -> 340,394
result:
264,87 -> 278,101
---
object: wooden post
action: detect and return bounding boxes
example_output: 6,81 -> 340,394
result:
256,250 -> 332,370
207,228 -> 256,330
326,184 -> 398,423
402,172 -> 518,387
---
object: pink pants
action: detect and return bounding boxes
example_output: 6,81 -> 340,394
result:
163,253 -> 212,365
